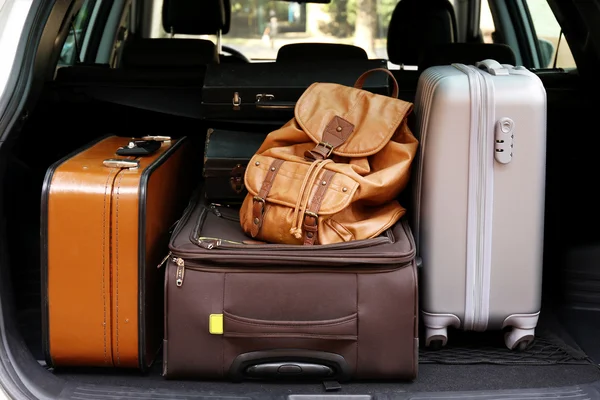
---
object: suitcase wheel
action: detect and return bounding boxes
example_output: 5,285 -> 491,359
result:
504,327 -> 535,351
425,327 -> 448,349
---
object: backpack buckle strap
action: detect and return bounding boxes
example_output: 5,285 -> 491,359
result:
250,159 -> 284,237
305,141 -> 334,161
302,212 -> 319,245
304,116 -> 355,161
302,170 -> 336,245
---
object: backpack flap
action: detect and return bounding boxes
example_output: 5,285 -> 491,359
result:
296,70 -> 413,160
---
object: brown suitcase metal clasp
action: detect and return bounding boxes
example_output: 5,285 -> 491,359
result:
103,158 -> 139,169
230,164 -> 246,194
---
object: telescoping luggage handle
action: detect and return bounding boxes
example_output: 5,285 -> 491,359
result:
353,68 -> 400,99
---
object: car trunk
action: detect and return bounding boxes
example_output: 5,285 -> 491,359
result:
2,69 -> 600,399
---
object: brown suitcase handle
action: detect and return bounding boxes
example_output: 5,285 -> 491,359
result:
353,68 -> 399,99
229,349 -> 352,382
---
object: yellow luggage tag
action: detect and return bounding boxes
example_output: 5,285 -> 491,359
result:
209,314 -> 224,335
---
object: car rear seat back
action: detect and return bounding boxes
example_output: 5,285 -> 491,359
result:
387,0 -> 457,68
276,43 -> 368,62
120,39 -> 218,69
387,0 -> 517,102
120,0 -> 226,68
386,0 -> 457,100
56,0 -> 227,83
53,0 -> 229,119
418,43 -> 517,71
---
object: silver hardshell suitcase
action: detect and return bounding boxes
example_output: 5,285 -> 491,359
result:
412,60 -> 547,350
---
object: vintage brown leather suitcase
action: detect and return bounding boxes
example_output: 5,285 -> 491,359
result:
162,196 -> 419,381
41,135 -> 195,370
203,128 -> 266,203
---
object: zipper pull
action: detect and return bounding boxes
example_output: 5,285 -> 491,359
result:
209,203 -> 222,217
209,203 -> 232,218
174,257 -> 185,287
197,238 -> 221,249
157,251 -> 172,269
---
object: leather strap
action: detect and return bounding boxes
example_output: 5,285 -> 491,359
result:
353,67 -> 399,99
304,116 -> 355,161
251,159 -> 284,237
302,169 -> 336,245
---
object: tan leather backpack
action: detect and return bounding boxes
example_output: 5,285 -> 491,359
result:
240,68 -> 418,245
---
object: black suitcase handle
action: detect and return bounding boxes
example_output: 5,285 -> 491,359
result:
254,93 -> 295,110
115,139 -> 161,156
228,349 -> 351,382
255,101 -> 295,110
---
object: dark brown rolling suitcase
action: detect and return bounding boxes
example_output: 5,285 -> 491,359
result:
162,196 -> 419,382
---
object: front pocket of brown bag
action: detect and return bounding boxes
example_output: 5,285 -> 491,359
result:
222,311 -> 358,341
323,218 -> 355,242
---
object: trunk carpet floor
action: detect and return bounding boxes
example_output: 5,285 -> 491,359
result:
419,309 -> 596,366
26,308 -> 600,393
419,329 -> 594,365
54,364 -> 600,394
50,324 -> 600,394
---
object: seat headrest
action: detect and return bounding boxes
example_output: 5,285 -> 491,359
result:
162,0 -> 226,35
387,0 -> 457,66
121,39 -> 218,68
276,43 -> 368,62
418,43 -> 517,70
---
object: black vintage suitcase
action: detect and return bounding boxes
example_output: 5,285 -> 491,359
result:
201,59 -> 391,122
203,128 -> 267,203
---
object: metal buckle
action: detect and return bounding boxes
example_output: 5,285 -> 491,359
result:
253,196 -> 266,215
304,210 -> 319,220
318,141 -> 334,158
303,211 -> 319,231
103,159 -> 139,169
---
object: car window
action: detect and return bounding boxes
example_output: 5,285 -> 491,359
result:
480,0 -> 495,44
153,0 -> 403,61
58,0 -> 97,66
480,0 -> 576,69
524,0 -> 576,69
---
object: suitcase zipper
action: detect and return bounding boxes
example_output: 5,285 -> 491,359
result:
196,205 -> 394,251
196,233 -> 392,250
473,66 -> 494,332
453,64 -> 495,332
174,257 -> 185,287
171,257 -> 401,288
197,237 -> 244,249
209,203 -> 240,222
